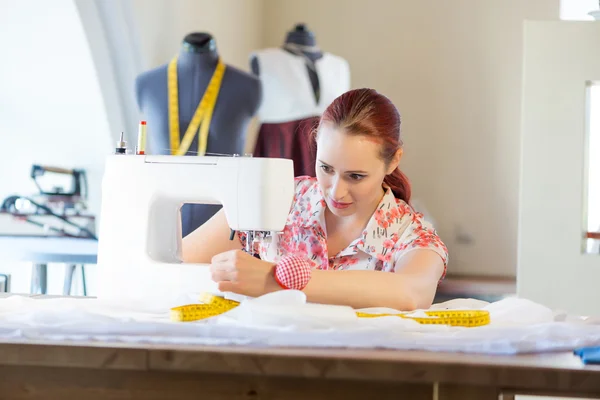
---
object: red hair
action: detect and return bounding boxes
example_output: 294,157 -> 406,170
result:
315,88 -> 411,204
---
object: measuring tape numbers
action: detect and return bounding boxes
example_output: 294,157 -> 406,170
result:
355,310 -> 490,327
170,293 -> 490,328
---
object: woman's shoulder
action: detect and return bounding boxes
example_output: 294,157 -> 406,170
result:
287,176 -> 325,224
294,175 -> 317,187
370,194 -> 444,246
379,196 -> 425,227
386,197 -> 449,269
294,175 -> 320,197
392,197 -> 419,217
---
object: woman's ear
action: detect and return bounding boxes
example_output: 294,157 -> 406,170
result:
387,147 -> 404,175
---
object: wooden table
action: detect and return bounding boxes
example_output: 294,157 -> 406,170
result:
1,294 -> 599,399
0,338 -> 599,399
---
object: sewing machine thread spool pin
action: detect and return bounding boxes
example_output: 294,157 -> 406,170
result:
136,121 -> 147,155
115,132 -> 127,155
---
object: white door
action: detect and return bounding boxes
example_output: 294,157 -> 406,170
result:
518,21 -> 600,316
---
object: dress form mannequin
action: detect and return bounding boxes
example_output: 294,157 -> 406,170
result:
249,24 -> 350,177
135,32 -> 262,237
251,23 -> 322,103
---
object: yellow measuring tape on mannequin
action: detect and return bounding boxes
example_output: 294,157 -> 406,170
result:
170,293 -> 491,328
168,57 -> 226,156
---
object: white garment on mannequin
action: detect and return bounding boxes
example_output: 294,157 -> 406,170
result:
251,48 -> 350,123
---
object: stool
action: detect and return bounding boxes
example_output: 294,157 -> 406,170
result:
30,264 -> 87,296
0,274 -> 10,293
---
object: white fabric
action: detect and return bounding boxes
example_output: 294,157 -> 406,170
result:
252,48 -> 351,123
1,292 -> 600,355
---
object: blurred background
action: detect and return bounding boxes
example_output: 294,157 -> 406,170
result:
0,0 -> 598,309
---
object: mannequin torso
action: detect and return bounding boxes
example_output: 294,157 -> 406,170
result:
251,24 -> 322,103
248,25 -> 350,178
136,33 -> 261,156
135,33 -> 262,237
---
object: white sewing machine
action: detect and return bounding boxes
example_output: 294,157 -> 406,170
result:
95,154 -> 295,308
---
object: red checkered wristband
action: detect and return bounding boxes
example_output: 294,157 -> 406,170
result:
273,256 -> 312,290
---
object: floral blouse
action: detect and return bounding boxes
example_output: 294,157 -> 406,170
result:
239,176 -> 448,278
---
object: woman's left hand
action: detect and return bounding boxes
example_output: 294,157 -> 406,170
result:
210,250 -> 280,297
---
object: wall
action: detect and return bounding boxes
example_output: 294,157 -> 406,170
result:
263,0 -> 559,277
130,0 -> 265,152
560,0 -> 597,20
518,21 -> 600,316
517,11 -> 599,400
131,0 -> 264,73
0,0 -> 112,293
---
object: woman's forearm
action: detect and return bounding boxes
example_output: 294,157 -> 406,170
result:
301,270 -> 421,311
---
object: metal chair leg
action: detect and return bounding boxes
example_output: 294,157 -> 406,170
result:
81,265 -> 87,296
0,274 -> 10,293
63,264 -> 76,295
30,264 -> 47,294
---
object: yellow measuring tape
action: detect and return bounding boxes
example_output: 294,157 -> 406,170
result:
355,310 -> 490,327
170,293 -> 490,328
168,57 -> 226,156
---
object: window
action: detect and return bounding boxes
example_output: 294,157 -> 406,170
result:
585,83 -> 600,253
560,0 -> 598,21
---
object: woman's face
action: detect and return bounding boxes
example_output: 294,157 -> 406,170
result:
315,123 -> 400,218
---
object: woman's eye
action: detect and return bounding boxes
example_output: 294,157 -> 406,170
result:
320,165 -> 332,173
349,174 -> 365,181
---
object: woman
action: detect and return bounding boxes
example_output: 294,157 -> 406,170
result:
182,88 -> 448,311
